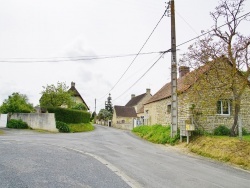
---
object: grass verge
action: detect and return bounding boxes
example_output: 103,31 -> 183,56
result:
0,130 -> 4,135
68,123 -> 95,133
187,136 -> 250,170
132,125 -> 179,145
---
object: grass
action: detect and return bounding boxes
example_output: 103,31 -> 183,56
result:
68,123 -> 95,133
132,124 -> 179,145
187,135 -> 250,170
0,130 -> 4,135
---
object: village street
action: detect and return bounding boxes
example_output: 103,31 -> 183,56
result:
0,125 -> 250,188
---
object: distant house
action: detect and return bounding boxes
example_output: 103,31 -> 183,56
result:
112,106 -> 137,130
112,89 -> 152,130
143,60 -> 250,132
68,82 -> 89,110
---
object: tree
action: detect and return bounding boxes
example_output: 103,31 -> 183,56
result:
0,92 -> 34,113
97,109 -> 112,121
40,82 -> 73,108
180,0 -> 250,136
105,93 -> 113,114
90,111 -> 97,121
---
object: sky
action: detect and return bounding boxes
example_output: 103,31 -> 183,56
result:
0,0 -> 249,113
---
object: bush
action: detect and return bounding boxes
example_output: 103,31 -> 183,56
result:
56,121 -> 70,133
242,127 -> 249,135
7,119 -> 29,129
47,107 -> 91,124
214,125 -> 230,136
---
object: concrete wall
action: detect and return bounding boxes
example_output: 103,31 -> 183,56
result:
11,113 -> 58,132
0,114 -> 7,127
112,123 -> 134,130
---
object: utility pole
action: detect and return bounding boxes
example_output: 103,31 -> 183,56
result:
95,98 -> 96,113
170,0 -> 178,137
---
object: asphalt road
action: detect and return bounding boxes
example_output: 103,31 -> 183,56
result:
0,125 -> 250,188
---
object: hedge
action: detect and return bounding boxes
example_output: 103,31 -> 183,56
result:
47,107 -> 90,124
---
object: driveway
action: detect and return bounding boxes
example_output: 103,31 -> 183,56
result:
0,125 -> 250,188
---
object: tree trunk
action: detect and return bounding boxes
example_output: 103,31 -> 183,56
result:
230,99 -> 240,137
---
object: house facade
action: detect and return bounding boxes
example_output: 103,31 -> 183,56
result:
111,89 -> 152,129
68,82 -> 89,110
112,106 -> 137,130
144,61 -> 250,132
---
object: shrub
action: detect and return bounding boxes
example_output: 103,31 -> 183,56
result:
47,107 -> 90,124
214,125 -> 230,136
242,128 -> 249,135
7,119 -> 29,129
56,121 -> 70,133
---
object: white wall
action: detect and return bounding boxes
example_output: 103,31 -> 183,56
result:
11,113 -> 58,132
0,114 -> 7,127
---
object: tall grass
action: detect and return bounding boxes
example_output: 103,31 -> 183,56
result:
68,123 -> 94,133
132,125 -> 179,145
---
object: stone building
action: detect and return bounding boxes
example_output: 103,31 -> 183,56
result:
144,60 -> 250,132
112,106 -> 137,130
112,89 -> 152,129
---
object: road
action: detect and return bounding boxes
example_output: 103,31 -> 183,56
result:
0,125 -> 250,188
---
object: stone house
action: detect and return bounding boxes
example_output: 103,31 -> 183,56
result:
125,89 -> 152,124
143,60 -> 250,132
112,106 -> 137,130
112,89 -> 152,129
68,82 -> 89,110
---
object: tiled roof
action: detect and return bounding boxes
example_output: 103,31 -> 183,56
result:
125,93 -> 147,107
114,106 -> 137,117
145,64 -> 210,104
137,106 -> 144,114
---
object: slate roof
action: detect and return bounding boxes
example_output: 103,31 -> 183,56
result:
114,106 -> 137,117
145,63 -> 210,105
125,93 -> 147,107
68,84 -> 89,110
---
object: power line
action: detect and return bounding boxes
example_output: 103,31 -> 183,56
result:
0,51 -> 166,63
97,8 -> 168,100
176,11 -> 250,48
110,11 -> 250,103
113,50 -> 170,102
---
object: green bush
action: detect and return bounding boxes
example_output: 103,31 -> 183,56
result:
47,107 -> 90,124
242,127 -> 249,135
214,125 -> 230,136
56,121 -> 70,133
7,119 -> 29,129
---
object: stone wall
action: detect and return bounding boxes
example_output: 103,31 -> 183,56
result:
11,113 -> 58,132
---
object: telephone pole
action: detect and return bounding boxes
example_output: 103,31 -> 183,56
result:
170,0 -> 178,137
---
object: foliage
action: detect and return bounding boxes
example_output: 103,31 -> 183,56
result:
105,94 -> 113,118
214,125 -> 230,136
242,127 -> 249,135
40,82 -> 73,108
132,125 -> 179,145
7,119 -> 29,129
97,109 -> 112,121
56,121 -> 70,133
68,123 -> 94,133
180,0 -> 250,136
71,103 -> 88,111
48,107 -> 90,124
90,111 -> 97,121
0,92 -> 34,113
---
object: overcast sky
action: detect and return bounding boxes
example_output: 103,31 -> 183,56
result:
0,0 -> 249,112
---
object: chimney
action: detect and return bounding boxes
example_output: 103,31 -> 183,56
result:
146,88 -> 151,95
179,66 -> 190,78
71,82 -> 75,87
131,94 -> 135,99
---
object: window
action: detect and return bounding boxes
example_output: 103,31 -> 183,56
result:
167,104 -> 171,114
217,100 -> 231,115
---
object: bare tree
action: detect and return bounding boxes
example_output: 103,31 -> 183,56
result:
180,0 -> 250,136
